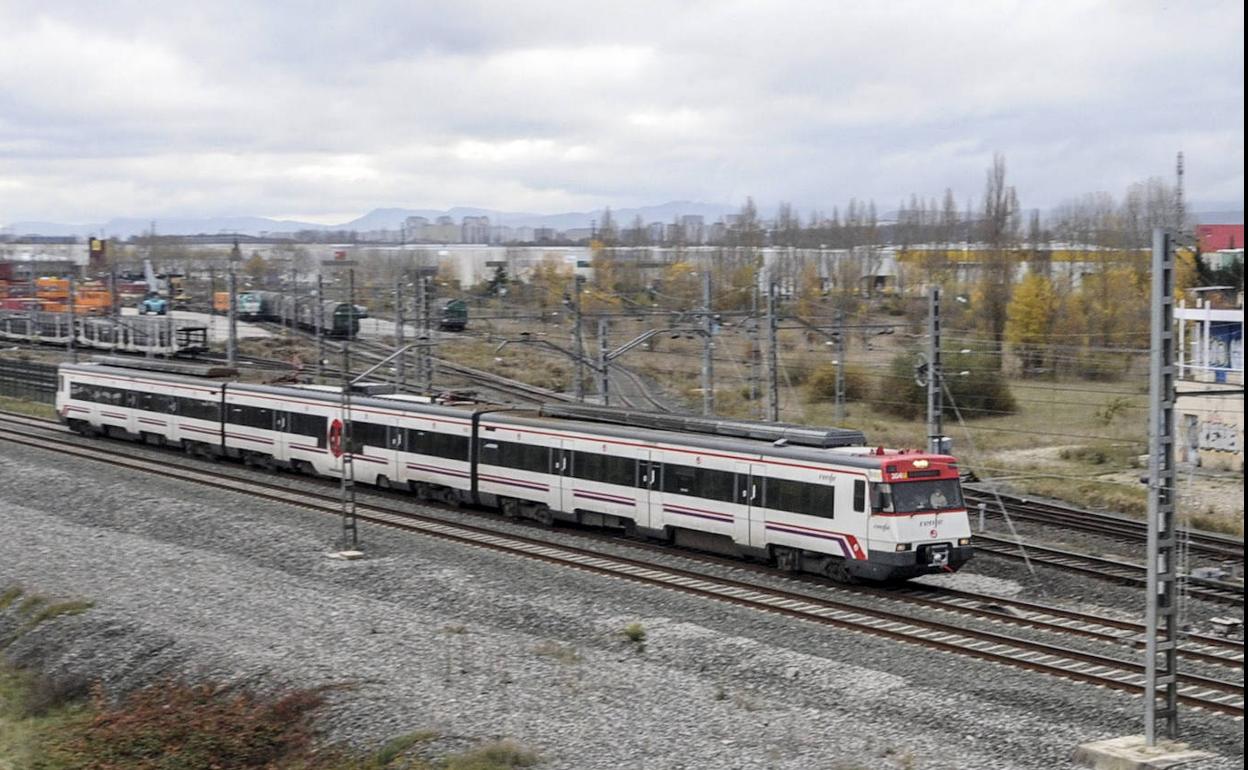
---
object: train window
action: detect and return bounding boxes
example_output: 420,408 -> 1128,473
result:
388,426 -> 405,451
228,405 -> 273,430
571,451 -> 602,481
180,398 -> 219,422
661,463 -> 734,502
288,413 -> 327,446
765,478 -> 835,518
522,444 -> 551,473
70,382 -> 90,401
125,391 -> 140,408
570,452 -> 633,485
696,467 -> 735,503
662,464 -> 696,496
637,461 -> 654,489
409,429 -> 468,460
432,432 -> 468,459
251,407 -> 273,430
273,411 -> 289,432
854,480 -> 866,513
352,421 -> 388,449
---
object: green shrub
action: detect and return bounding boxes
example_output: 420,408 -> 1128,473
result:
1058,444 -> 1138,466
443,740 -> 540,770
869,347 -> 1016,421
804,363 -> 869,403
622,622 -> 646,645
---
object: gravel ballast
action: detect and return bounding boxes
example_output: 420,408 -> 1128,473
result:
0,440 -> 1242,769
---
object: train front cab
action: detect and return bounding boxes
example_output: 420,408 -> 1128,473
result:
858,455 -> 973,581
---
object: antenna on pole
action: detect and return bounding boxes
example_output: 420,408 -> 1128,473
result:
1174,151 -> 1186,232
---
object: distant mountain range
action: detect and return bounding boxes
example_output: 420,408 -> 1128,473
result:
2,201 -> 739,239
4,201 -> 1241,238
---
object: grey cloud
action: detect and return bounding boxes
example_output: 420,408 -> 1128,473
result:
0,0 -> 1241,224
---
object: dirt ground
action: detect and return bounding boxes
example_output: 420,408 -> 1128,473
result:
988,444 -> 1245,528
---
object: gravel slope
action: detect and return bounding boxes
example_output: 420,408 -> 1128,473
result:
0,440 -> 1242,770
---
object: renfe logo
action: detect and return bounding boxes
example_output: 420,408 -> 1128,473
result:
329,419 -> 344,457
929,528 -> 938,538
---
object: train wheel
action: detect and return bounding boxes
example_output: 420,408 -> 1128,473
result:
376,474 -> 392,490
773,546 -> 802,573
823,558 -> 856,585
527,504 -> 553,528
500,497 -> 521,519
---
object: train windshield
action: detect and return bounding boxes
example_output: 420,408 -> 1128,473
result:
872,479 -> 963,513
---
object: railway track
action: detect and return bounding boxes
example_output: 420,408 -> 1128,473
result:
0,413 -> 1241,718
974,534 -> 1244,606
965,488 -> 1245,564
4,409 -> 1242,673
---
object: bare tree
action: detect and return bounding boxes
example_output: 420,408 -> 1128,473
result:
976,153 -> 1020,363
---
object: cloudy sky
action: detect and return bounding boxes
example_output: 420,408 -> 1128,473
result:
0,0 -> 1242,225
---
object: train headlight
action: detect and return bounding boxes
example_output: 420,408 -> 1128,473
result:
958,537 -> 972,546
894,543 -> 911,552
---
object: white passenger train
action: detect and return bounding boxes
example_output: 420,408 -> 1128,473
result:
55,361 -> 973,582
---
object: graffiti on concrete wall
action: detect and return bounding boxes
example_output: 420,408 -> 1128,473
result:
1200,419 -> 1241,453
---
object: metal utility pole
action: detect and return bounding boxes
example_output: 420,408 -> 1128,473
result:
315,273 -> 325,380
67,276 -> 77,363
701,270 -> 714,416
339,342 -> 358,550
287,263 -> 298,340
340,264 -> 359,550
834,309 -> 846,423
1145,228 -> 1178,744
766,281 -> 780,422
927,287 -> 944,453
165,291 -> 174,359
420,275 -> 433,392
570,276 -> 585,402
748,284 -> 762,419
394,277 -> 406,390
227,240 -> 240,367
598,317 -> 610,406
109,265 -> 120,328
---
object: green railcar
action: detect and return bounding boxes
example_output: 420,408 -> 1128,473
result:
438,298 -> 468,331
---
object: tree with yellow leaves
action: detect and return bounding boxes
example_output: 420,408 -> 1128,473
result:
658,261 -> 700,309
1005,272 -> 1059,374
584,241 -> 622,314
527,256 -> 573,317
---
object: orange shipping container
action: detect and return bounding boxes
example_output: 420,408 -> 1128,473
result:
213,291 -> 230,313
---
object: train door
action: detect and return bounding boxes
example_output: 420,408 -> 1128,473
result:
556,440 -> 576,514
734,463 -> 765,548
637,454 -> 660,531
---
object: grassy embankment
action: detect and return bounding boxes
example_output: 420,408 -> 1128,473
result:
0,586 -> 540,770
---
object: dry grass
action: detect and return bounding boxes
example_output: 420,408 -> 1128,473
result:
0,395 -> 57,420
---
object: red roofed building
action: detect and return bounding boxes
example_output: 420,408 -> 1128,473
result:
1196,224 -> 1243,252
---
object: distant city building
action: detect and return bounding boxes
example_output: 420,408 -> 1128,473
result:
403,216 -> 429,242
533,227 -> 557,243
427,216 -> 459,243
461,216 -> 490,244
564,227 -> 593,242
680,215 -> 705,244
647,222 -> 667,244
